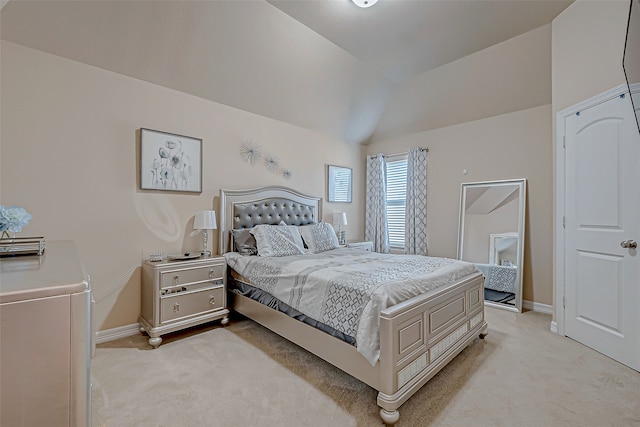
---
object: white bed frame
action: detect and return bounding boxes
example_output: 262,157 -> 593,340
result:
219,186 -> 488,426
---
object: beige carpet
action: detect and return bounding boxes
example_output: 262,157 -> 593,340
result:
92,307 -> 640,427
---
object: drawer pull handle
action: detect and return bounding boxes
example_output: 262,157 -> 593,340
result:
209,269 -> 215,279
173,303 -> 180,312
209,296 -> 216,305
173,275 -> 180,285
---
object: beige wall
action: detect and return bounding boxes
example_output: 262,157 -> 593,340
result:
0,1 -> 380,144
368,105 -> 553,305
3,0 -> 631,331
551,0 -> 630,319
371,24 -> 552,143
368,22 -> 554,306
0,41 -> 365,331
552,0 -> 629,113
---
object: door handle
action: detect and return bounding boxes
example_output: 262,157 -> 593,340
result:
620,240 -> 638,249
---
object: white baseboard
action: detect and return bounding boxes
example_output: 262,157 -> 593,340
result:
95,323 -> 141,344
522,300 -> 557,334
522,300 -> 553,315
95,302 -> 554,343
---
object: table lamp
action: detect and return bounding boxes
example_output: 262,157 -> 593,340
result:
332,212 -> 348,245
194,210 -> 217,257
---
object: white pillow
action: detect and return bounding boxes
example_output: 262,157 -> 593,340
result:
277,221 -> 306,249
299,222 -> 340,254
250,224 -> 306,257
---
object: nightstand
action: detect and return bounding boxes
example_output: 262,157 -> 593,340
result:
139,256 -> 229,349
347,240 -> 374,251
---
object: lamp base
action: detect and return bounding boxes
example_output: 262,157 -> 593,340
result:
338,231 -> 346,245
201,230 -> 210,258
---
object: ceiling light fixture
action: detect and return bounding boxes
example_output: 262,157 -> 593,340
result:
352,0 -> 378,8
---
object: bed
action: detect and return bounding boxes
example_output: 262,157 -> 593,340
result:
219,186 -> 487,425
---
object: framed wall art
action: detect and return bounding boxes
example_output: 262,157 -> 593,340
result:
327,165 -> 352,203
140,128 -> 202,193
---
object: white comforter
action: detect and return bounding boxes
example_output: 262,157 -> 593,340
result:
224,248 -> 478,365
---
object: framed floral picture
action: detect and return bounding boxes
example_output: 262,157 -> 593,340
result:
140,128 -> 202,193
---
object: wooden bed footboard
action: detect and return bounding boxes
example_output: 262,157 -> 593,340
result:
228,272 -> 486,426
376,272 -> 486,424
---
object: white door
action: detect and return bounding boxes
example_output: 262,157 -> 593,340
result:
564,93 -> 640,372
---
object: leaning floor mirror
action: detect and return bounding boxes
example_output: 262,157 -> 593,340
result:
457,179 -> 526,312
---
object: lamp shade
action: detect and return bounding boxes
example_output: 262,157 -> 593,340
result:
194,210 -> 217,230
332,212 -> 348,226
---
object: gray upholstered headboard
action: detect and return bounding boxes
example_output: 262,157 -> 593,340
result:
219,186 -> 322,253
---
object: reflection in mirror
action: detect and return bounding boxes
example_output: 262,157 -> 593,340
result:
489,233 -> 518,266
624,0 -> 640,133
457,179 -> 526,312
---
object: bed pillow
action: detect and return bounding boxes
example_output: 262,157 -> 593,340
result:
250,224 -> 306,257
231,229 -> 257,255
299,222 -> 340,254
277,221 -> 306,249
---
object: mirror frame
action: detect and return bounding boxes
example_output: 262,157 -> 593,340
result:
457,179 -> 527,312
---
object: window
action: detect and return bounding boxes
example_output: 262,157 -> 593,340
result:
386,155 -> 407,250
328,165 -> 352,203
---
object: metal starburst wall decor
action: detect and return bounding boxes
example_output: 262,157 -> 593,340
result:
239,140 -> 262,165
264,155 -> 280,172
239,139 -> 292,179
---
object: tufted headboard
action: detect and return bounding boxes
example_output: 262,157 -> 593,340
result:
219,186 -> 322,253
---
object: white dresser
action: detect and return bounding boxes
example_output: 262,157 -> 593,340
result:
0,241 -> 93,427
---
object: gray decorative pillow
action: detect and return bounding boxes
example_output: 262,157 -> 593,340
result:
299,222 -> 340,254
250,224 -> 306,257
232,229 -> 257,255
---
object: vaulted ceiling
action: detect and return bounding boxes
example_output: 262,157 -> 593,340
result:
0,0 -> 572,144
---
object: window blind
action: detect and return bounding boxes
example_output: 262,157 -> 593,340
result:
386,156 -> 407,249
332,168 -> 352,202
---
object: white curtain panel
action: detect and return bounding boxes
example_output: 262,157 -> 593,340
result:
405,147 -> 428,255
365,154 -> 390,253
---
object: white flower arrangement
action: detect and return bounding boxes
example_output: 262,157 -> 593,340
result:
0,205 -> 32,239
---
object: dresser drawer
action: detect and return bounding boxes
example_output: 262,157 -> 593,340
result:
160,286 -> 224,323
160,263 -> 224,288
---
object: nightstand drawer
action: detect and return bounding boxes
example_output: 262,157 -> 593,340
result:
160,286 -> 224,323
141,256 -> 229,348
160,263 -> 224,288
